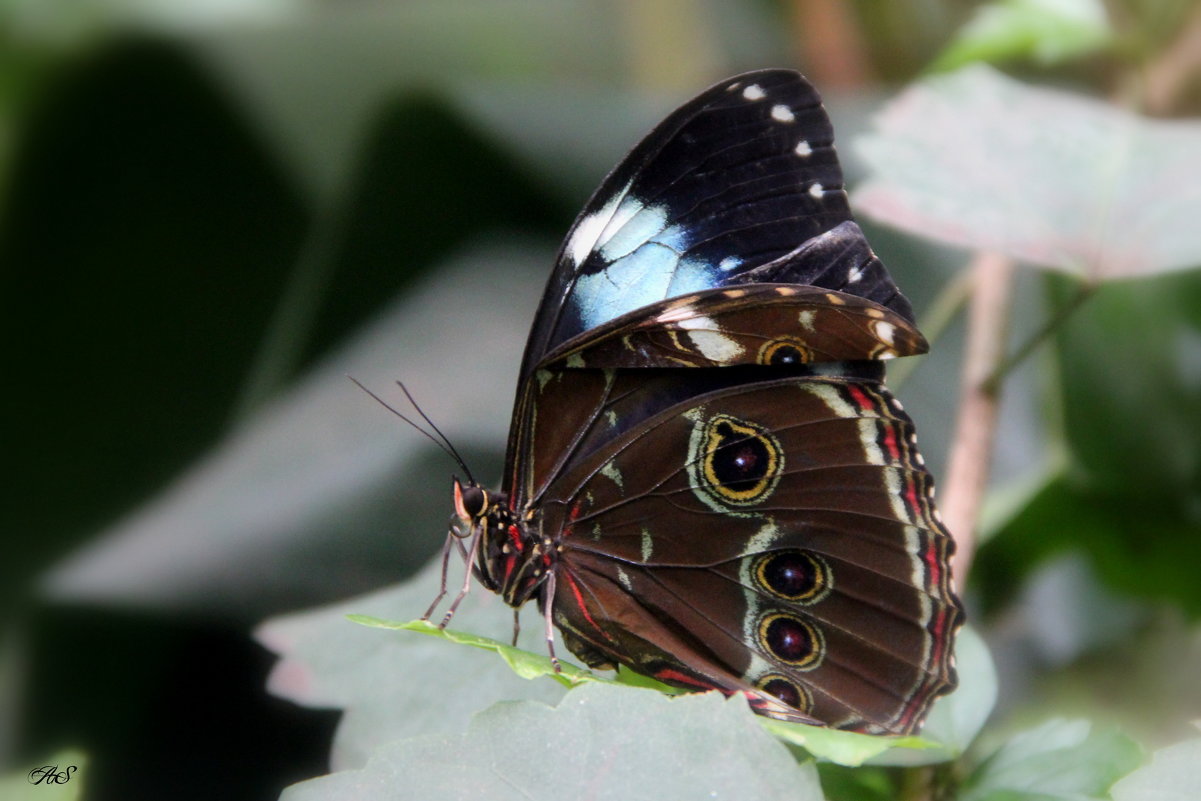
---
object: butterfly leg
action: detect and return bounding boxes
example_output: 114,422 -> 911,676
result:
543,571 -> 561,673
511,609 -> 521,647
420,527 -> 458,621
439,521 -> 486,628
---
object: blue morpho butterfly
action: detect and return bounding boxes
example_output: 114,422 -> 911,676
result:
419,69 -> 963,735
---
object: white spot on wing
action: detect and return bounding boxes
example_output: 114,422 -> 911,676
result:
566,180 -> 633,268
794,140 -> 812,157
719,256 -> 741,272
655,304 -> 696,324
884,469 -> 911,524
740,519 -> 781,557
641,528 -> 653,562
600,461 -> 624,491
808,182 -> 824,199
616,565 -> 632,591
807,384 -> 857,419
874,320 -> 896,345
771,104 -> 794,122
859,419 -> 886,465
798,309 -> 816,331
847,265 -> 864,283
742,84 -> 765,101
679,316 -> 744,361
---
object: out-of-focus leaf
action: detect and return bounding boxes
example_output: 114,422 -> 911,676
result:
931,0 -> 1112,72
1111,728 -> 1201,801
977,271 -> 1201,615
257,558 -> 567,771
976,474 -> 1201,615
353,618 -> 607,688
374,621 -> 933,768
854,65 -> 1201,279
369,609 -> 997,766
39,240 -> 548,620
3,40 -> 307,611
280,683 -> 824,801
960,718 -> 1143,801
1050,273 -> 1201,497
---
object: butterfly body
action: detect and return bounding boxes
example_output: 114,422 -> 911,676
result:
439,69 -> 962,735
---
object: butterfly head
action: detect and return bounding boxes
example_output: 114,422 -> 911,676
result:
451,477 -> 549,606
452,477 -> 489,526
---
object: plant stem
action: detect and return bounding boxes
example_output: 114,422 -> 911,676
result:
982,282 -> 1095,396
941,252 -> 1014,593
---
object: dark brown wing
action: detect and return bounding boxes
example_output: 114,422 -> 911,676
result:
535,374 -> 961,735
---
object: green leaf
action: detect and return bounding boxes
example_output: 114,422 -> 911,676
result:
352,616 -> 605,688
1111,729 -> 1201,801
931,0 -> 1113,72
976,473 -> 1201,616
854,65 -> 1201,280
367,617 -> 998,767
960,718 -> 1143,801
759,719 -> 933,767
281,683 -> 824,801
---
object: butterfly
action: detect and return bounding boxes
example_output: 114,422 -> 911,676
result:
425,69 -> 963,735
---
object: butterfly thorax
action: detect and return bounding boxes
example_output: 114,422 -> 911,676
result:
454,479 -> 551,607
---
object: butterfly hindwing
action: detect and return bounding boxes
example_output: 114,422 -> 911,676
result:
537,374 -> 961,733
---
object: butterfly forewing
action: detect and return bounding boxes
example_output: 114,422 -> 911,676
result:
519,70 -> 913,376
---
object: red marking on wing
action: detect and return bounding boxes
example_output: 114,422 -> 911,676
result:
847,384 -> 873,412
882,423 -> 901,461
904,475 -> 921,520
562,572 -> 604,635
652,667 -> 717,691
894,535 -> 956,733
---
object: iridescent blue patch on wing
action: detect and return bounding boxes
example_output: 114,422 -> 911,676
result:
573,244 -> 679,331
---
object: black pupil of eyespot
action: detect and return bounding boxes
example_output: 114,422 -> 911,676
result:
764,552 -> 817,597
763,677 -> 801,708
712,422 -> 769,490
770,345 -> 801,365
767,616 -> 813,662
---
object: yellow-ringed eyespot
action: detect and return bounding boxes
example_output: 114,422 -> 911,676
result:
752,550 -> 831,604
757,337 -> 812,366
757,612 -> 824,670
756,673 -> 813,712
693,414 -> 783,507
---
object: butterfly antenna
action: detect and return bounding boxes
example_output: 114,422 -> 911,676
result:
395,381 -> 476,485
348,377 -> 476,484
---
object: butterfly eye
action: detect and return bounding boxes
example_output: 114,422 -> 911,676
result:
454,481 -> 488,521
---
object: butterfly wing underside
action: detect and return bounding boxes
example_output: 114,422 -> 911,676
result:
487,70 -> 961,735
